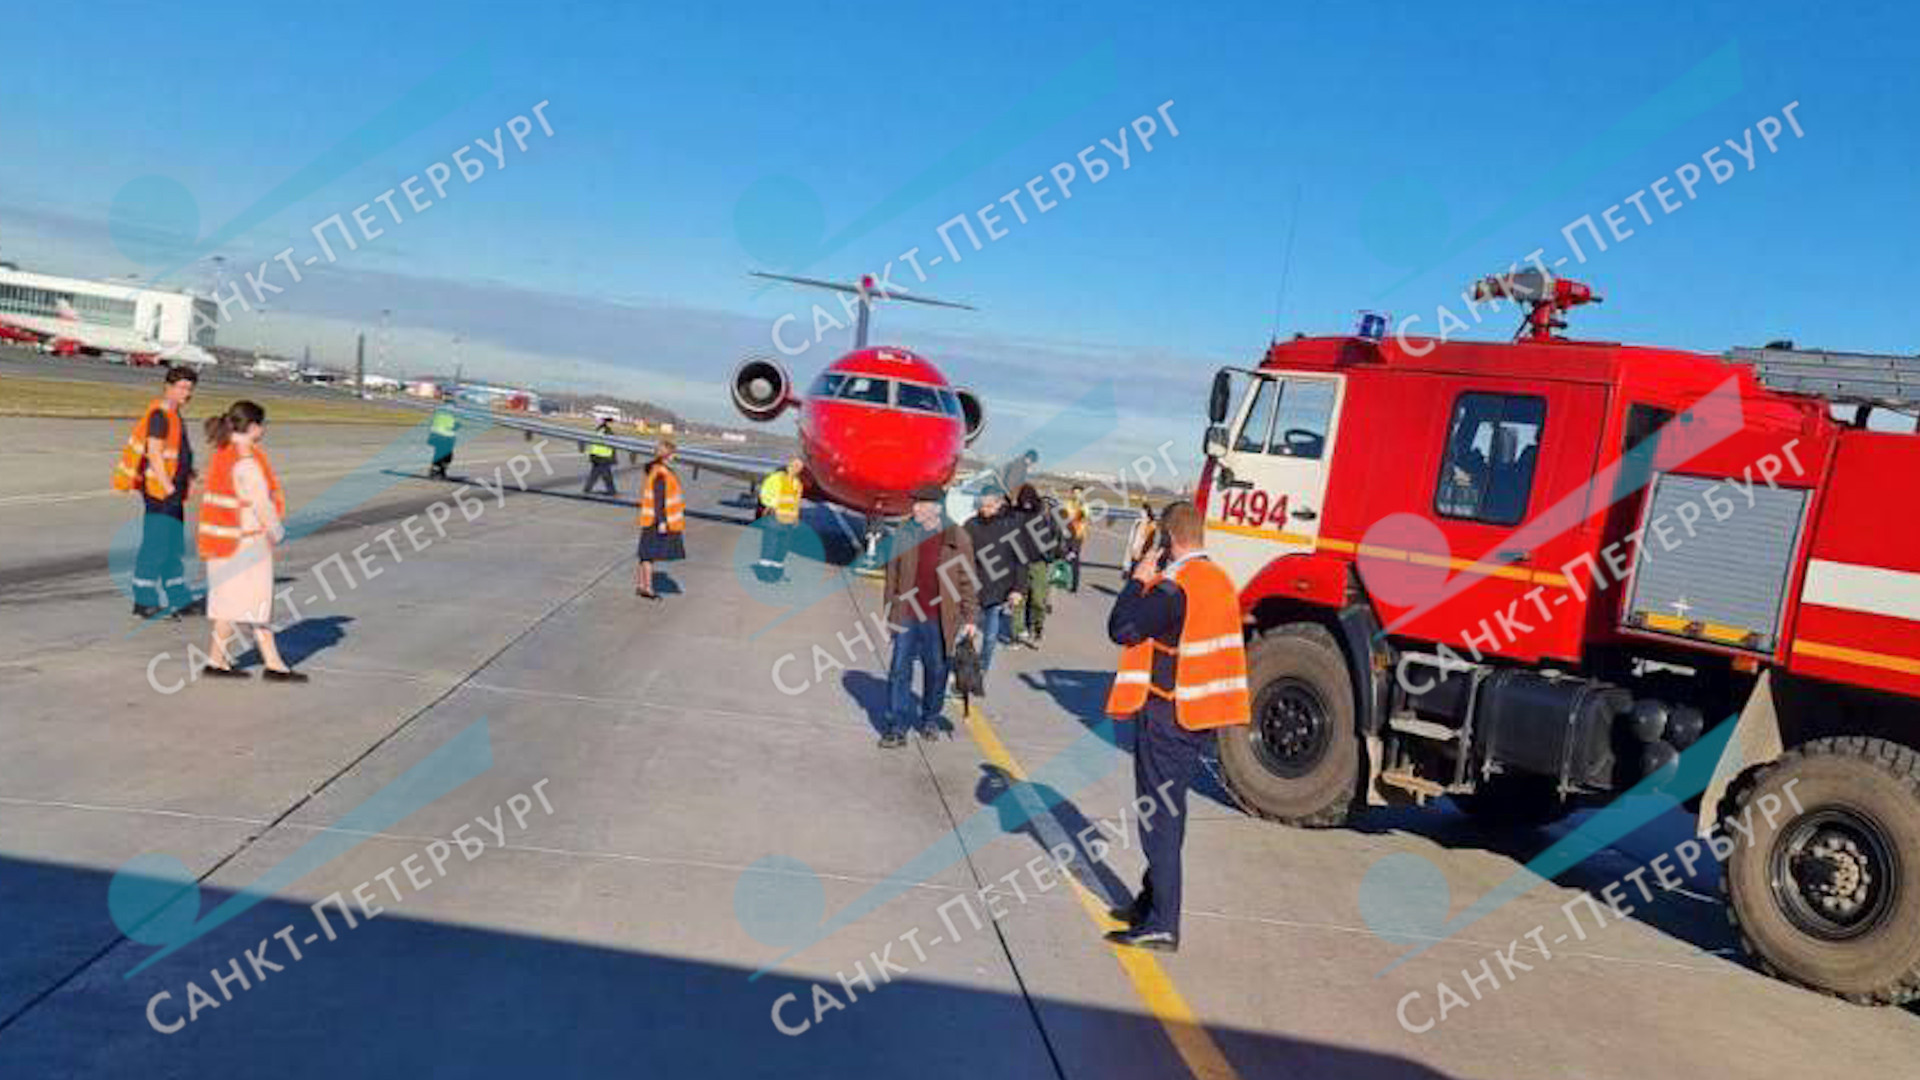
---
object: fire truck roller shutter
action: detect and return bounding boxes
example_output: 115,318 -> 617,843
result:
1623,473 -> 1810,653
1217,622 -> 1363,827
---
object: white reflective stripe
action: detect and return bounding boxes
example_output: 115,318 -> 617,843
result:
202,494 -> 242,508
131,577 -> 158,586
1112,671 -> 1150,685
1174,676 -> 1249,700
1178,633 -> 1242,658
199,524 -> 244,538
1802,559 -> 1920,622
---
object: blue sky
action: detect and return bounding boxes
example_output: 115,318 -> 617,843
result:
3,0 -> 1914,473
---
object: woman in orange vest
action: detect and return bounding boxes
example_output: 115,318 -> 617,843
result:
634,439 -> 685,600
197,401 -> 306,682
1101,500 -> 1248,951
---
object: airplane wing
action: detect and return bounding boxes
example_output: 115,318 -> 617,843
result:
0,312 -> 216,364
440,404 -> 784,486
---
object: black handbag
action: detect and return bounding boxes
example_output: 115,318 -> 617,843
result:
951,635 -> 985,698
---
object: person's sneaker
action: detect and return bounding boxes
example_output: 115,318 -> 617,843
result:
1103,927 -> 1177,952
132,604 -> 161,619
200,665 -> 249,680
915,722 -> 946,741
877,731 -> 908,749
262,669 -> 310,684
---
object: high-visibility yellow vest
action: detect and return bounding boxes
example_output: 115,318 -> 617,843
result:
113,400 -> 181,499
588,440 -> 615,460
760,471 -> 802,524
430,410 -> 458,437
1105,555 -> 1250,731
636,464 -> 685,533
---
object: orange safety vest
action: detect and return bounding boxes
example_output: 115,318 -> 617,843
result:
1105,554 -> 1251,730
636,463 -> 685,533
113,400 -> 182,499
197,443 -> 286,559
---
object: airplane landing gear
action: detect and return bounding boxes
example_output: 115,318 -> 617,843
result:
851,515 -> 889,578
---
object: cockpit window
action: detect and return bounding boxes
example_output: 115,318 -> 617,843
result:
811,372 -> 846,398
937,389 -> 961,417
897,383 -> 944,413
836,376 -> 891,404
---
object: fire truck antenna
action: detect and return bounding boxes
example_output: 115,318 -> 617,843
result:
1271,183 -> 1302,339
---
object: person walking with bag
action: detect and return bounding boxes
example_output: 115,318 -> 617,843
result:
879,487 -> 978,747
635,439 -> 685,599
198,401 -> 307,682
1012,483 -> 1061,647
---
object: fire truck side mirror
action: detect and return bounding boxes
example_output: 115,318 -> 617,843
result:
1204,424 -> 1229,460
1208,370 -> 1232,424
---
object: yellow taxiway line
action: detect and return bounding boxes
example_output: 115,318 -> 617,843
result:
960,701 -> 1243,1080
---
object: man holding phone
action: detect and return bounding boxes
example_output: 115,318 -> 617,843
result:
1100,501 -> 1249,950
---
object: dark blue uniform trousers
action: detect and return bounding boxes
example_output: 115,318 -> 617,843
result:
1131,697 -> 1212,936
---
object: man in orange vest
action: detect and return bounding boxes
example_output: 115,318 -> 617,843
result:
1101,500 -> 1249,950
112,366 -> 198,617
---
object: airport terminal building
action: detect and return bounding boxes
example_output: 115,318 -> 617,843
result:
0,267 -> 217,356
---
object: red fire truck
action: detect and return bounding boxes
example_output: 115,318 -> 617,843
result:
1199,270 -> 1920,1004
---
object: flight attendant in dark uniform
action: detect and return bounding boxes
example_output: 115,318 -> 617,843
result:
634,439 -> 685,599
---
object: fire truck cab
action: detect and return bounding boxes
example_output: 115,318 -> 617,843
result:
1200,276 -> 1920,1004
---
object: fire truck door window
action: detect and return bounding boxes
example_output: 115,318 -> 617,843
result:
1622,404 -> 1675,455
1434,392 -> 1546,526
1233,379 -> 1279,453
1273,379 -> 1336,459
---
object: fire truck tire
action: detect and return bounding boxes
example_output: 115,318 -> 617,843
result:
1722,736 -> 1920,1005
1218,622 -> 1360,828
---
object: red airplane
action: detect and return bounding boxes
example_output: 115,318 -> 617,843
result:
435,271 -> 985,564
731,271 -> 984,517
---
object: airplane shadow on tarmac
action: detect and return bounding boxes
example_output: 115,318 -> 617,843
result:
0,854 -> 1464,1078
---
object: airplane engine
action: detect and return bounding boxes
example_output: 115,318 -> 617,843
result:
955,387 -> 985,446
732,356 -> 794,422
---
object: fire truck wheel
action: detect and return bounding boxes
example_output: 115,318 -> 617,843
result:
1723,736 -> 1920,1005
1218,622 -> 1359,828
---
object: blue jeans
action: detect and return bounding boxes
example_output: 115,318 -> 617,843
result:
887,617 -> 948,734
977,603 -> 1007,673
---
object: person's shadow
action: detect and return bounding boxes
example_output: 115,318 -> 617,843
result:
231,615 -> 353,668
842,670 -> 891,735
974,763 -> 1133,911
1016,668 -> 1237,810
841,669 -> 960,738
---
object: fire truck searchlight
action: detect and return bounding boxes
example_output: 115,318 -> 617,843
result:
1198,288 -> 1920,1007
